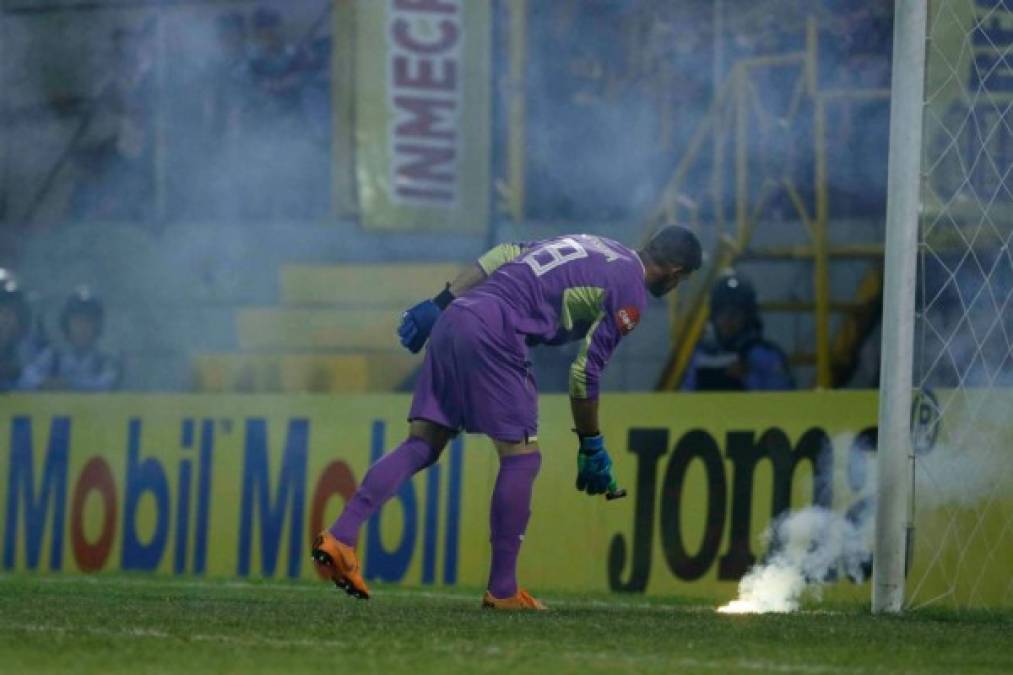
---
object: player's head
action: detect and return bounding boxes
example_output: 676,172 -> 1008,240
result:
0,276 -> 30,349
638,225 -> 702,298
61,287 -> 104,351
709,272 -> 759,348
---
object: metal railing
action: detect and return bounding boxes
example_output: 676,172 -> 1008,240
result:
648,16 -> 889,390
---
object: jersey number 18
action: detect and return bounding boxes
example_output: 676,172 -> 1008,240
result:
522,236 -> 620,277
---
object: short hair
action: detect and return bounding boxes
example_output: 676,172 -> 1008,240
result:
642,225 -> 702,272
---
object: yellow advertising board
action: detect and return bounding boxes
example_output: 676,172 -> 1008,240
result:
355,0 -> 491,231
1,392 -> 1010,607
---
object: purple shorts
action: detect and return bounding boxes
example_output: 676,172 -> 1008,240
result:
409,296 -> 537,443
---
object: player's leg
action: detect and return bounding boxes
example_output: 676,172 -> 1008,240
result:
313,419 -> 453,599
482,437 -> 546,610
314,305 -> 465,599
328,419 -> 451,546
449,304 -> 543,609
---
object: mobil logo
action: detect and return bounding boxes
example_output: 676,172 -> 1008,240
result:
2,415 -> 216,575
2,415 -> 463,584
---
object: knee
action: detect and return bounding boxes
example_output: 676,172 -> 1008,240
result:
493,439 -> 540,459
408,419 -> 452,457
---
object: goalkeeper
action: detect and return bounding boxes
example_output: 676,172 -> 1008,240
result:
312,226 -> 701,610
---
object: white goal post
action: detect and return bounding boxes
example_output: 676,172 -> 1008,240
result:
873,0 -> 928,614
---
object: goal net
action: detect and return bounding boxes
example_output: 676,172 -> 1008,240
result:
904,0 -> 1013,609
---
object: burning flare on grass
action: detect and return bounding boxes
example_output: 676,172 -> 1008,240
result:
717,507 -> 873,614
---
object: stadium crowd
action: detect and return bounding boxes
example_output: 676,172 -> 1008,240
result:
55,5 -> 331,225
524,0 -> 893,220
4,0 -> 894,226
2,0 -> 989,397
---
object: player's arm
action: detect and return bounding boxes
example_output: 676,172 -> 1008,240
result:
572,392 -> 618,497
16,346 -> 55,391
448,241 -> 533,296
447,263 -> 487,297
475,242 -> 528,277
570,397 -> 599,437
72,353 -> 122,392
397,241 -> 533,353
569,312 -> 626,497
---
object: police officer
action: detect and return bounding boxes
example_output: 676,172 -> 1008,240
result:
0,273 -> 53,391
683,272 -> 794,391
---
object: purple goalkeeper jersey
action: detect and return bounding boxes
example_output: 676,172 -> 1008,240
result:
464,234 -> 647,400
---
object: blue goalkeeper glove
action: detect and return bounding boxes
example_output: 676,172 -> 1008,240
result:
575,433 -> 617,496
397,286 -> 454,353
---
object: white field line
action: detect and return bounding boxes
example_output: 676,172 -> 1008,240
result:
0,622 -> 347,650
0,622 -> 859,674
0,574 -> 842,615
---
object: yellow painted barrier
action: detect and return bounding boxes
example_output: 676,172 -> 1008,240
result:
280,264 -> 463,307
236,309 -> 399,351
192,353 -> 420,393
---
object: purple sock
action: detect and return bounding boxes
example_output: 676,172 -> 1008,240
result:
487,451 -> 542,599
329,436 -> 439,547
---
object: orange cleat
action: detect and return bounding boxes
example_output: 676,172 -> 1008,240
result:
481,589 -> 547,611
311,531 -> 370,600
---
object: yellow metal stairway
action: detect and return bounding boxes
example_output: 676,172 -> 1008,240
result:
647,17 -> 887,390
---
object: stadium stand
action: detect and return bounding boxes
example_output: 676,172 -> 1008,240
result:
192,263 -> 462,393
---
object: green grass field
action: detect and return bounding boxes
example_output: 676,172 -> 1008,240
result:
0,575 -> 1010,674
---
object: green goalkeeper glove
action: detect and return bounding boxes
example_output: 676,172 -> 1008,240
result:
575,433 -> 617,496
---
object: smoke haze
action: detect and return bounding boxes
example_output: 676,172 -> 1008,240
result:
717,506 -> 874,614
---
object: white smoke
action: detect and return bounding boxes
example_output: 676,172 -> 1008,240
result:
717,506 -> 874,614
913,402 -> 1011,510
717,402 -> 1011,615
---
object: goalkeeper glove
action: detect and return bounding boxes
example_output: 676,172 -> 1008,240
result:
397,285 -> 454,353
575,433 -> 617,496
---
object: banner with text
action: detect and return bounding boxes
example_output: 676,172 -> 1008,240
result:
355,0 -> 491,231
2,392 -> 1010,607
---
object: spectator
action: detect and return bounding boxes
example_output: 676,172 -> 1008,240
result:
300,33 -> 332,141
683,272 -> 795,391
248,7 -> 308,123
192,11 -> 254,219
821,0 -> 893,216
841,298 -> 882,389
822,0 -> 893,89
242,6 -> 315,220
526,1 -> 649,219
0,274 -> 53,392
36,288 -> 121,392
70,25 -> 157,222
208,12 -> 252,133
